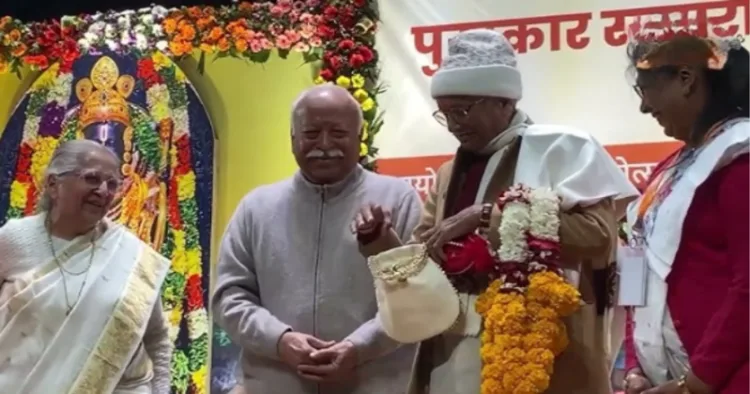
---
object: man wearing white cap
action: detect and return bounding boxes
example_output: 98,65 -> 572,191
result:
354,29 -> 639,393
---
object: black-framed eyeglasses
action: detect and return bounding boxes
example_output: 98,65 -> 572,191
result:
432,99 -> 485,127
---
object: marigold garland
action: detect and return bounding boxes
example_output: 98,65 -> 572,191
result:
476,185 -> 581,394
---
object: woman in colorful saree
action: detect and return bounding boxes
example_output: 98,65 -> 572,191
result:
0,140 -> 173,393
622,26 -> 749,394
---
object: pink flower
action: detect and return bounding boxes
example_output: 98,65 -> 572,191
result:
270,6 -> 287,17
293,42 -> 310,52
244,30 -> 258,41
278,0 -> 292,5
309,36 -> 322,47
293,1 -> 306,11
276,34 -> 292,50
261,38 -> 274,50
250,39 -> 263,53
299,13 -> 314,23
306,0 -> 321,7
300,24 -> 316,39
285,29 -> 301,43
289,10 -> 301,22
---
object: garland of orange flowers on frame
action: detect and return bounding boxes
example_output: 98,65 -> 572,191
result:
0,0 -> 383,168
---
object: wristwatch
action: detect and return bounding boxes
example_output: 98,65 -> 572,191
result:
477,203 -> 493,236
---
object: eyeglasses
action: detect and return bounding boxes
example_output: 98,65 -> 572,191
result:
632,66 -> 680,99
62,170 -> 122,192
432,99 -> 485,127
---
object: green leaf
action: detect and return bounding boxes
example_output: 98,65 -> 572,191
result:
197,51 -> 206,75
302,50 -> 320,63
277,48 -> 290,60
249,49 -> 272,63
212,51 -> 229,63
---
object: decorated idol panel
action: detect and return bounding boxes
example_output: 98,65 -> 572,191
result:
0,1 -> 747,394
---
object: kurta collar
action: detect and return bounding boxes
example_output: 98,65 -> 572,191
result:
293,164 -> 366,201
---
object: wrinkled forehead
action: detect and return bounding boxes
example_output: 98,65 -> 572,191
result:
296,100 -> 359,130
76,149 -> 121,177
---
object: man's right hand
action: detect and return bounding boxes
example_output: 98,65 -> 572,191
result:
277,332 -> 335,368
351,203 -> 392,244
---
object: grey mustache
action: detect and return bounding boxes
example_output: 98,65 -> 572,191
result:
306,149 -> 345,158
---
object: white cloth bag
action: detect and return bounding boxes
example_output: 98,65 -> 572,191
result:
368,243 -> 460,343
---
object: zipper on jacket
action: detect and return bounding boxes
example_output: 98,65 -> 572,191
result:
312,186 -> 325,394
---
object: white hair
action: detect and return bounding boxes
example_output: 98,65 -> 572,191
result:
290,83 -> 364,135
37,139 -> 120,212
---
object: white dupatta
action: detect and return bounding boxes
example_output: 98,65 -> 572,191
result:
0,214 -> 171,394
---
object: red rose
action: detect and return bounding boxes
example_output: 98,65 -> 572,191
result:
340,6 -> 356,27
186,274 -> 204,311
168,179 -> 183,229
349,53 -> 365,68
24,184 -> 37,216
357,46 -> 374,62
323,6 -> 338,19
328,55 -> 342,70
43,28 -> 58,43
441,234 -> 496,275
22,55 -> 49,69
317,24 -> 336,39
322,51 -> 334,62
319,68 -> 334,81
353,0 -> 366,6
337,39 -> 355,51
60,39 -> 80,72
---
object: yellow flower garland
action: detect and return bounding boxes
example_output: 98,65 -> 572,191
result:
478,274 -> 579,393
476,187 -> 581,394
9,180 -> 28,210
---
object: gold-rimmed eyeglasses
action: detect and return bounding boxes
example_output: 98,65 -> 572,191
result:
432,98 -> 485,127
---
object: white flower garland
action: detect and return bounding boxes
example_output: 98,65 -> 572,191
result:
497,186 -> 560,266
172,107 -> 190,137
22,116 -> 40,140
69,6 -> 169,56
528,188 -> 560,241
186,309 -> 209,340
497,199 -> 530,263
48,72 -> 73,108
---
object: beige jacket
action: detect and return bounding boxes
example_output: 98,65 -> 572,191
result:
408,138 -> 618,394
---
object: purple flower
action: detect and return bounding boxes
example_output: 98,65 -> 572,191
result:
38,102 -> 67,137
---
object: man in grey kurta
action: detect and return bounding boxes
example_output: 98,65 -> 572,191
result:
212,84 -> 422,394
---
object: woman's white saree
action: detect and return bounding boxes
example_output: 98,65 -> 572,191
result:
0,214 -> 171,394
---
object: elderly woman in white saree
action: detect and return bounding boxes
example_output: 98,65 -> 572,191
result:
0,140 -> 172,394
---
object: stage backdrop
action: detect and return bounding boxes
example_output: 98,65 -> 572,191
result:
373,0 -> 749,186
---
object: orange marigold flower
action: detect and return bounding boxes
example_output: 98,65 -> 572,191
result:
163,18 -> 178,35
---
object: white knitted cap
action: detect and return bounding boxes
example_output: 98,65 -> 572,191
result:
431,29 -> 522,100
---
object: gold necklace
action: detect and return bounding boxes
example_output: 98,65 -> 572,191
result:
47,224 -> 100,315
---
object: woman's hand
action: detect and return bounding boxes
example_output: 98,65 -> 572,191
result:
421,205 -> 482,262
624,371 -> 652,394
